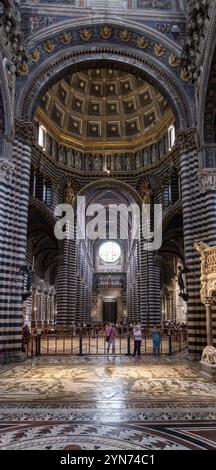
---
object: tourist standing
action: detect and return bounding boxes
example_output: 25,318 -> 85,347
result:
106,323 -> 116,356
152,325 -> 161,357
132,324 -> 142,358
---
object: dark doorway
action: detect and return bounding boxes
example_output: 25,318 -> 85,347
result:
103,300 -> 117,324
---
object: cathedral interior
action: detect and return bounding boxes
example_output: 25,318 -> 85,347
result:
0,0 -> 216,451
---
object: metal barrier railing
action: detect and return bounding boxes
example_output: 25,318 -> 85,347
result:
25,331 -> 188,357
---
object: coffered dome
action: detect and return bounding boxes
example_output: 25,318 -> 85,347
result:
34,66 -> 174,152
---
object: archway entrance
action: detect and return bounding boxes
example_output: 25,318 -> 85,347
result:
16,30 -> 191,348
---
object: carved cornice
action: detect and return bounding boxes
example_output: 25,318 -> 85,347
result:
15,119 -> 36,144
0,3 -> 27,73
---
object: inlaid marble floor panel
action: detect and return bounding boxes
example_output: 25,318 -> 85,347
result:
0,357 -> 216,450
0,357 -> 215,402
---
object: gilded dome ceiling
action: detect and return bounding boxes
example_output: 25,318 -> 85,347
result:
35,67 -> 174,152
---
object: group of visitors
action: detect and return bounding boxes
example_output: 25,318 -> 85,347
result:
105,322 -> 161,358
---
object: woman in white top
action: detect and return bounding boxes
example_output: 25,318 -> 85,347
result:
133,324 -> 142,358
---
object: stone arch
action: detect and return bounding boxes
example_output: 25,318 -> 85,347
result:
16,21 -> 193,131
29,197 -> 57,228
77,178 -> 142,205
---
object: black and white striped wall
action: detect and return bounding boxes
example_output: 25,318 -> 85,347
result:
0,138 -> 31,359
179,132 -> 216,354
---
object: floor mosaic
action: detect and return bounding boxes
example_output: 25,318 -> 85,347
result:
0,356 -> 215,450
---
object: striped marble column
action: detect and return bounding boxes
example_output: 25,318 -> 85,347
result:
57,230 -> 77,326
178,130 -> 216,354
0,131 -> 31,360
139,241 -> 161,327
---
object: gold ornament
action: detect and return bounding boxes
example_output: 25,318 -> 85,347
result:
154,44 -> 165,57
119,29 -> 132,43
100,25 -> 112,39
137,36 -> 149,49
80,29 -> 92,41
59,32 -> 72,44
43,40 -> 56,53
19,63 -> 29,76
180,68 -> 190,81
64,180 -> 75,205
30,49 -> 40,62
168,53 -> 180,68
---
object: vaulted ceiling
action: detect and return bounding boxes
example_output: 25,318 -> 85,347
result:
34,66 -> 174,152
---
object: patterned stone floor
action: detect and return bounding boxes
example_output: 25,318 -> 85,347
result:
0,356 -> 216,450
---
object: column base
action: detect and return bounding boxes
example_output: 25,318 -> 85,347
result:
0,351 -> 26,365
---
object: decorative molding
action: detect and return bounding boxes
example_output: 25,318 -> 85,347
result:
181,0 -> 211,83
0,158 -> 14,184
17,24 -> 184,81
0,3 -> 28,73
194,241 -> 216,303
176,128 -> 198,153
15,119 -> 36,144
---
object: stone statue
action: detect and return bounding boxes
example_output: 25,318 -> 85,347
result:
106,155 -> 112,172
75,152 -> 82,170
136,153 -> 142,169
93,155 -> 102,171
142,182 -> 153,204
125,155 -> 131,170
64,180 -> 75,205
115,156 -> 122,171
46,135 -> 52,155
144,148 -> 149,165
58,146 -> 65,164
152,144 -> 158,162
67,148 -> 74,168
85,155 -> 92,171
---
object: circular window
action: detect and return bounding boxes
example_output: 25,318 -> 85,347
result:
99,241 -> 121,263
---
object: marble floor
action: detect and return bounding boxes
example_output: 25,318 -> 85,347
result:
0,356 -> 216,450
